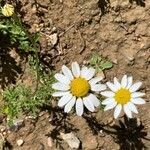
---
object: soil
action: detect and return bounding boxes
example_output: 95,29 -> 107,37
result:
1,0 -> 150,149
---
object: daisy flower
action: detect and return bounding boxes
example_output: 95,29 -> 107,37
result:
1,4 -> 14,17
52,62 -> 106,116
101,75 -> 146,119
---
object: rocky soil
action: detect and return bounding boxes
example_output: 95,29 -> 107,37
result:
0,0 -> 150,149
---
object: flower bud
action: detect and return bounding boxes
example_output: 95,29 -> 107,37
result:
2,4 -> 14,17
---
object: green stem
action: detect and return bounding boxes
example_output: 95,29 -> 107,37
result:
12,13 -> 40,94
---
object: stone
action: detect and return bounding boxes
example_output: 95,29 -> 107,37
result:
47,137 -> 53,147
110,0 -> 119,9
136,118 -> 141,126
96,71 -> 105,79
9,119 -> 24,132
120,1 -> 129,8
114,16 -> 122,23
140,38 -> 150,51
2,132 -> 6,135
91,9 -> 100,16
14,119 -> 24,127
0,126 -> 6,132
16,139 -> 24,146
107,117 -> 114,124
25,116 -> 36,120
51,27 -> 57,33
49,33 -> 58,46
99,130 -> 105,137
122,48 -> 135,62
60,132 -> 80,149
136,22 -> 149,36
83,134 -> 98,150
39,111 -> 45,117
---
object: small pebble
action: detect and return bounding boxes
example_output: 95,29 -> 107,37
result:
96,71 -> 105,79
49,33 -> 58,46
39,111 -> 45,117
16,139 -> 24,146
0,126 -> 6,132
47,137 -> 53,147
2,132 -> 6,135
60,132 -> 80,149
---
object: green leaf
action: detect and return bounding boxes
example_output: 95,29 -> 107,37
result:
89,53 -> 113,72
32,33 -> 40,44
0,24 -> 8,29
101,61 -> 113,69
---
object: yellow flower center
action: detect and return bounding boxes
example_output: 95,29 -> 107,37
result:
114,88 -> 131,104
70,77 -> 90,97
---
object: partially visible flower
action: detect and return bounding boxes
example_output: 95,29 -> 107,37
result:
1,4 -> 14,17
52,62 -> 106,116
101,75 -> 145,119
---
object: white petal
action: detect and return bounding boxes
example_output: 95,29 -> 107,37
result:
114,104 -> 122,119
91,84 -> 106,92
62,65 -> 73,80
89,77 -> 103,85
123,104 -> 132,118
114,77 -> 121,89
127,102 -> 138,114
83,96 -> 95,112
101,91 -> 115,97
58,93 -> 73,107
104,101 -> 117,111
88,94 -> 100,107
106,82 -> 118,92
102,98 -> 115,105
76,98 -> 84,116
81,66 -> 88,76
64,96 -> 76,113
52,91 -> 70,97
52,82 -> 70,91
131,92 -> 145,98
81,67 -> 95,80
71,62 -> 80,77
126,76 -> 133,89
54,73 -> 70,85
129,82 -> 142,93
131,98 -> 146,105
121,75 -> 128,88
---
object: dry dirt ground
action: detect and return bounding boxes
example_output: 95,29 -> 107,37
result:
1,0 -> 150,149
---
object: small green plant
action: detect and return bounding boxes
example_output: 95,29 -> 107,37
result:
0,15 -> 40,52
0,3 -> 42,117
90,53 -> 113,72
2,73 -> 54,125
0,3 -> 40,90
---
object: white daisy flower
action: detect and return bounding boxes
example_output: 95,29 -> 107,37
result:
52,62 -> 106,116
101,75 -> 146,119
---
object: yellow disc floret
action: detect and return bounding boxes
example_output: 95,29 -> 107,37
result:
114,88 -> 131,105
70,77 -> 90,97
2,4 -> 14,17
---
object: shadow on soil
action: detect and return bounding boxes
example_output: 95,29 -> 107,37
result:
5,140 -> 13,150
0,34 -> 23,89
45,105 -> 80,149
97,0 -> 146,16
84,114 -> 150,150
112,116 -> 149,150
98,0 -> 110,17
129,0 -> 145,7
